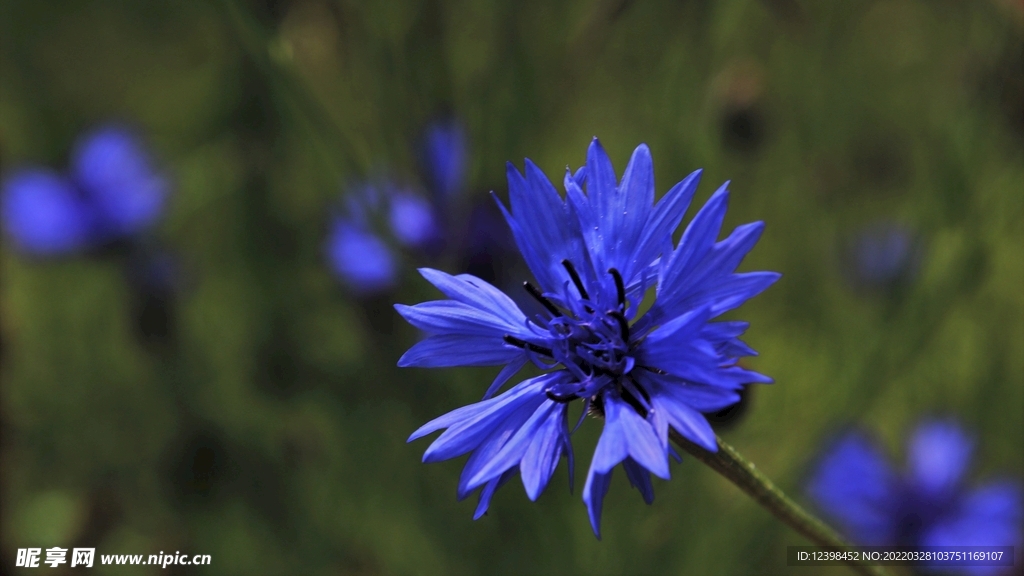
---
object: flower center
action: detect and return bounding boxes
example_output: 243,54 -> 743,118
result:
547,305 -> 632,376
505,261 -> 641,405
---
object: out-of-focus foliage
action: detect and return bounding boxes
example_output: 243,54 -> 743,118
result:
1,1 -> 1021,574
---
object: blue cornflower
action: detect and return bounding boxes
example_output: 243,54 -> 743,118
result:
1,124 -> 168,256
808,420 -> 1022,572
397,139 -> 779,537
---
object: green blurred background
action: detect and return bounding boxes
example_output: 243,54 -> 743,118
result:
1,1 -> 1022,574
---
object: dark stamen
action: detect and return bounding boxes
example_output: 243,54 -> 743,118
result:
546,389 -> 579,403
523,281 -> 562,317
562,260 -> 589,300
629,375 -> 652,404
639,365 -> 667,375
620,388 -> 649,418
608,310 -> 630,342
608,268 -> 626,310
503,334 -> 554,357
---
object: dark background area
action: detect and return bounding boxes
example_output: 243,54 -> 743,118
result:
1,1 -> 1022,574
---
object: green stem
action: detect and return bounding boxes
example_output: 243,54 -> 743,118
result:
669,431 -> 890,576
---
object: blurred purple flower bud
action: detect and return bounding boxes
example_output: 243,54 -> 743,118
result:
71,125 -> 168,239
0,123 -> 168,257
847,221 -> 921,289
388,190 -> 438,249
1,169 -> 94,255
325,218 -> 397,294
422,120 -> 466,199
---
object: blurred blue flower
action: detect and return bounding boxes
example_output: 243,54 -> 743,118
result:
1,170 -> 94,255
325,218 -> 397,294
71,125 -> 168,238
422,119 -> 467,200
1,124 -> 167,256
808,420 -> 1022,569
326,178 -> 442,294
847,221 -> 920,289
398,139 -> 778,537
388,189 -> 438,249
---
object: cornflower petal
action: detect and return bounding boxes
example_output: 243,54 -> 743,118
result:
640,374 -> 741,412
520,403 -> 573,500
693,272 -> 782,318
652,393 -> 717,452
589,391 -> 669,479
482,356 -> 528,399
683,222 -> 766,290
585,139 -> 619,237
397,334 -> 522,368
420,392 -> 545,463
583,139 -> 654,276
473,469 -> 517,520
658,184 -> 731,296
394,300 -> 532,339
652,193 -> 780,321
625,169 -> 702,282
701,321 -> 759,358
583,467 -> 614,539
612,145 -> 655,270
407,375 -> 548,444
564,168 -> 599,280
417,268 -> 526,324
638,372 -> 737,452
700,320 -> 750,340
457,397 -> 549,498
497,161 -> 589,295
623,457 -> 655,504
466,399 -> 569,496
636,308 -> 728,385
